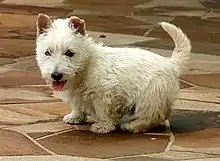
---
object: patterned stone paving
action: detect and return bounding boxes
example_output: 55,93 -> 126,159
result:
0,0 -> 220,160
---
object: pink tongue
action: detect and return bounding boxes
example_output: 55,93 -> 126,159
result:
52,81 -> 65,91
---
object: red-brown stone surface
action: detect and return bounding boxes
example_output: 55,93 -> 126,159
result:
0,0 -> 220,160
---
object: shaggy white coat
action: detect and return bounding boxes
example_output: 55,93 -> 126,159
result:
36,14 -> 191,133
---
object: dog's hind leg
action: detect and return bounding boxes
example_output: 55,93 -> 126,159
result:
121,84 -> 173,133
120,117 -> 161,133
120,104 -> 171,133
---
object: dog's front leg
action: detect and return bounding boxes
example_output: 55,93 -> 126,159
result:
90,100 -> 117,134
63,96 -> 85,125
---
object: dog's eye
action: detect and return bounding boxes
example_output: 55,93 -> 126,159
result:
45,50 -> 52,56
65,50 -> 75,57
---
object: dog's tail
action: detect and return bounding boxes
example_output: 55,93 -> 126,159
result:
159,22 -> 191,76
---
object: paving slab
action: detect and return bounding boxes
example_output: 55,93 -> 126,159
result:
112,156 -> 172,161
147,151 -> 216,160
0,87 -> 56,104
134,0 -> 205,9
0,129 -> 49,156
5,121 -> 72,133
0,3 -> 72,16
174,100 -> 220,112
37,130 -> 170,158
178,87 -> 220,104
170,109 -> 220,154
88,31 -> 157,46
188,157 -> 220,161
0,58 -> 15,65
0,13 -> 36,27
0,0 -> 220,160
2,0 -> 65,7
0,155 -> 108,161
181,74 -> 220,89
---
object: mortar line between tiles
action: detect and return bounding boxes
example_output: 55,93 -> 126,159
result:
179,79 -> 197,88
107,154 -> 149,160
22,132 -> 56,155
171,149 -> 220,156
144,133 -> 170,136
201,8 -> 212,19
0,100 -> 61,105
177,98 -> 220,105
164,120 -> 175,152
36,128 -> 74,141
16,85 -> 50,88
144,17 -> 175,37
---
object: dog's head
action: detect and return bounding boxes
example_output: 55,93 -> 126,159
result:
36,13 -> 92,91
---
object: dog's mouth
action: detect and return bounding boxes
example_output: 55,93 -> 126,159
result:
52,80 -> 67,91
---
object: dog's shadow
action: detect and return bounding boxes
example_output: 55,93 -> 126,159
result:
170,109 -> 220,134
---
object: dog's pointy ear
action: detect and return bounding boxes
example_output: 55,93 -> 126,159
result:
68,16 -> 86,35
36,13 -> 52,36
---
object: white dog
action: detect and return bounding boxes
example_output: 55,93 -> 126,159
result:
35,13 -> 191,134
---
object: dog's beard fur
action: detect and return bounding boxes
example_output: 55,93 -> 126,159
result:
35,14 -> 191,134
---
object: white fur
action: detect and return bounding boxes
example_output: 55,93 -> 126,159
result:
36,17 -> 191,133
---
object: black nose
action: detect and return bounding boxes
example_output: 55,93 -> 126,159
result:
51,72 -> 63,81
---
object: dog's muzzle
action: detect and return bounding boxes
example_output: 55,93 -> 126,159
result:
51,72 -> 67,91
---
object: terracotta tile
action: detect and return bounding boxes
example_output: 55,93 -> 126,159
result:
0,88 -> 55,104
0,27 -> 35,40
2,0 -> 65,7
25,102 -> 69,117
88,31 -> 157,46
65,0 -> 147,16
112,156 -> 171,161
135,0 -> 205,9
178,87 -> 220,104
0,102 -> 68,125
147,151 -> 215,160
181,74 -> 220,89
18,86 -> 53,97
200,1 -> 220,9
0,129 -> 49,155
0,58 -> 15,65
38,130 -> 169,158
0,71 -> 44,87
0,102 -> 68,124
74,15 -> 147,36
149,16 -> 220,44
205,10 -> 220,20
189,157 -> 220,161
0,39 -> 35,58
6,121 -> 72,133
173,100 -> 220,112
170,109 -> 220,152
146,48 -> 220,71
173,128 -> 220,149
1,55 -> 38,71
0,13 -> 36,27
170,109 -> 220,133
0,155 -> 107,161
131,37 -> 220,57
0,3 -> 72,16
134,6 -> 206,17
0,104 -> 58,125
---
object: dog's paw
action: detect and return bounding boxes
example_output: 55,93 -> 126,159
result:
120,123 -> 145,133
90,121 -> 116,134
63,113 -> 84,125
120,123 -> 133,132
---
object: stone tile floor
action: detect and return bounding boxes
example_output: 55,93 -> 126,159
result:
0,0 -> 220,160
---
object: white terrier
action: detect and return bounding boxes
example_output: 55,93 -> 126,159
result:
35,13 -> 191,134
